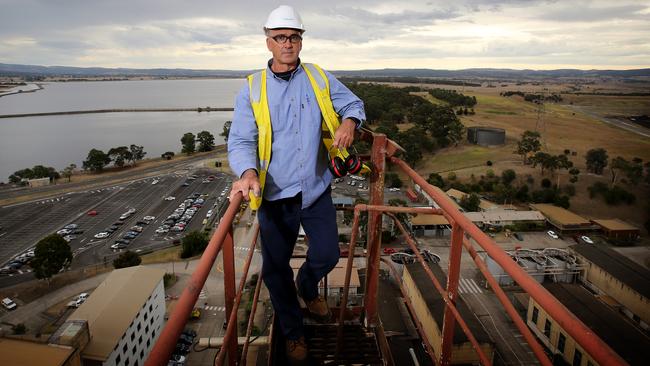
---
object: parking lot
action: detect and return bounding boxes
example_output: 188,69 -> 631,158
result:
0,169 -> 232,287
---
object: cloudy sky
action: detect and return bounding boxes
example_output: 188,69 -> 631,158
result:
1,0 -> 649,70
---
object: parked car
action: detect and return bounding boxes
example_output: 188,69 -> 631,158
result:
115,239 -> 131,245
513,232 -> 523,241
63,224 -> 78,230
144,216 -> 156,221
87,210 -> 98,216
182,182 -> 190,187
165,196 -> 176,201
580,235 -> 594,244
383,247 -> 396,255
111,243 -> 128,250
56,228 -> 71,235
130,226 -> 143,232
2,297 -> 17,310
547,230 -> 559,239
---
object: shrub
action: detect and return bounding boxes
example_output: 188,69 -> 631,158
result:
447,172 -> 457,181
486,160 -> 493,166
113,251 -> 142,269
541,178 -> 552,188
181,230 -> 210,258
13,323 -> 27,335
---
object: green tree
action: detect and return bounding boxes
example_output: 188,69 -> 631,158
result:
181,133 -> 196,155
569,167 -> 580,183
585,148 -> 608,175
501,169 -> 517,186
385,172 -> 403,188
129,144 -> 146,166
180,230 -> 209,258
82,149 -> 111,172
31,234 -> 72,283
61,163 -> 77,182
161,151 -> 175,160
459,193 -> 481,212
9,165 -> 60,183
610,156 -> 629,186
427,173 -> 444,188
197,130 -> 215,152
221,121 -> 232,142
113,251 -> 142,269
514,130 -> 541,164
108,146 -> 132,168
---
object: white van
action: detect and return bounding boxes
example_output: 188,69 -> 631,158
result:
2,297 -> 17,310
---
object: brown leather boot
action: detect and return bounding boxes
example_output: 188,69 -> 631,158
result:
286,336 -> 308,365
305,295 -> 332,323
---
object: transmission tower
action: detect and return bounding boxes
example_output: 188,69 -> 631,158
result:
535,87 -> 548,150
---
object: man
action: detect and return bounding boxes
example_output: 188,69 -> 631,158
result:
227,5 -> 365,364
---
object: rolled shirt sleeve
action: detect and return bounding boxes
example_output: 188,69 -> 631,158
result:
227,83 -> 260,178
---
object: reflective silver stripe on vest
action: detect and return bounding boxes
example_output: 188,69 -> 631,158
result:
250,71 -> 262,103
260,159 -> 268,170
303,63 -> 326,90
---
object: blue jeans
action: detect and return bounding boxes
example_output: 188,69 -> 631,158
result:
258,188 -> 339,340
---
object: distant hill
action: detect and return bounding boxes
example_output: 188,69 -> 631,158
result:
1,62 -> 649,80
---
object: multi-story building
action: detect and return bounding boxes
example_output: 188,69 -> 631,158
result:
68,266 -> 166,366
526,283 -> 650,365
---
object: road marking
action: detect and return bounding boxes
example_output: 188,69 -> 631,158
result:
458,278 -> 483,294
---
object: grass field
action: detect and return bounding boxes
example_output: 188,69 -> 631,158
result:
398,80 -> 650,232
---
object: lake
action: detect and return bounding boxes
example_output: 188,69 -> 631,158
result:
0,79 -> 245,183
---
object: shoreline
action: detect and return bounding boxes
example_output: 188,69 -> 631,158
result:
0,107 -> 235,119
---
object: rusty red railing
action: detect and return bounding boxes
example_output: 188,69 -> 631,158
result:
146,130 -> 627,366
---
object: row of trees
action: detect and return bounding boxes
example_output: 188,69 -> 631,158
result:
82,144 -> 146,172
181,131 -> 215,155
500,91 -> 563,103
8,165 -> 60,184
346,83 -> 466,166
428,88 -> 477,107
585,148 -> 649,186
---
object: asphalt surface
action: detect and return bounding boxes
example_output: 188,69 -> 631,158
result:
0,168 -> 232,288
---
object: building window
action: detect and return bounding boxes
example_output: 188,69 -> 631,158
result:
137,322 -> 141,331
123,344 -> 128,353
145,313 -> 148,320
140,349 -> 144,359
116,355 -> 121,364
126,358 -> 130,366
558,333 -> 566,354
149,304 -> 153,311
131,332 -> 135,341
544,319 -> 551,338
147,339 -> 151,347
532,307 -> 539,324
145,325 -> 149,333
573,350 -> 582,366
139,335 -> 143,344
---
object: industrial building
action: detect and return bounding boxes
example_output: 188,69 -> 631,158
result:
68,266 -> 166,366
529,204 -> 596,233
569,243 -> 650,330
464,210 -> 546,230
526,283 -> 650,366
0,337 -> 80,366
290,258 -> 360,299
410,213 -> 450,237
466,126 -> 506,146
591,219 -> 640,241
402,262 -> 494,364
485,248 -> 581,286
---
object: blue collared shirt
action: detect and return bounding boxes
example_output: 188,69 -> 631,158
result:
227,62 -> 365,208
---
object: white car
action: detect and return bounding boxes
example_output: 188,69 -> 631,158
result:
164,196 -> 176,201
152,179 -> 159,185
388,187 -> 400,192
206,210 -> 213,218
144,216 -> 155,221
56,228 -> 71,235
581,235 -> 594,244
63,235 -> 76,242
94,232 -> 110,239
2,297 -> 17,310
155,228 -> 169,234
547,230 -> 559,239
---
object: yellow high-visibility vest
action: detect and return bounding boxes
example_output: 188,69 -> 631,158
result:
246,63 -> 365,210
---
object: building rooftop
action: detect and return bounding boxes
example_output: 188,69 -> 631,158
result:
570,244 -> 650,299
0,338 -> 76,366
290,258 -> 360,288
464,210 -> 546,223
543,283 -> 650,365
446,188 -> 500,211
68,266 -> 165,361
592,219 -> 639,232
411,213 -> 450,226
405,262 -> 492,345
529,204 -> 591,228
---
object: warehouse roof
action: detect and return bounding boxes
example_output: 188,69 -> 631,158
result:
405,262 -> 492,345
411,214 -> 450,226
529,204 -> 591,227
464,210 -> 546,223
68,266 -> 165,361
0,338 -> 76,366
543,283 -> 650,366
592,219 -> 639,232
570,244 -> 650,299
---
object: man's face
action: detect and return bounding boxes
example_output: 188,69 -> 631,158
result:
266,28 -> 302,67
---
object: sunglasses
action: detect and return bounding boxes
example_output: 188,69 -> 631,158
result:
270,34 -> 303,44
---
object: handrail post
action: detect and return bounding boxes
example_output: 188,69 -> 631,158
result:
441,223 -> 464,366
222,227 -> 237,366
363,133 -> 386,327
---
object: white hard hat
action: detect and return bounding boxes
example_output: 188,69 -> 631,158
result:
264,5 -> 304,31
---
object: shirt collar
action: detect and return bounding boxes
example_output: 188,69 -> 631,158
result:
267,58 -> 302,81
